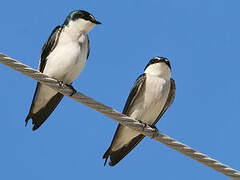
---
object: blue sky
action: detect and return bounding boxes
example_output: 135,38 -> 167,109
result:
0,0 -> 239,179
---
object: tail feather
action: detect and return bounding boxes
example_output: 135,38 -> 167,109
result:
103,148 -> 111,166
103,134 -> 145,166
25,92 -> 64,131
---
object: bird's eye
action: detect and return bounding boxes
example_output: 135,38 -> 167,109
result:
89,15 -> 95,20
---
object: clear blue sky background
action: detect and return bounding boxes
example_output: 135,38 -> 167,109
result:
0,0 -> 239,179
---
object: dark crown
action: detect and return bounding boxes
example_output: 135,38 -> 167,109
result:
63,10 -> 101,25
144,57 -> 171,70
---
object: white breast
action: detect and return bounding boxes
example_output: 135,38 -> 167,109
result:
43,32 -> 89,84
130,75 -> 170,124
111,75 -> 170,151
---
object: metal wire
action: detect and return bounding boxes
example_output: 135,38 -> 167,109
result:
0,52 -> 239,179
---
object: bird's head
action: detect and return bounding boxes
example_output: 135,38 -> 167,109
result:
63,10 -> 101,33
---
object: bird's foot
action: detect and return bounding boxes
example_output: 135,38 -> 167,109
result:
138,120 -> 147,130
150,124 -> 159,139
66,84 -> 77,96
57,80 -> 64,87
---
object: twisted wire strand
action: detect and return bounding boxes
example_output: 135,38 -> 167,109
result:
0,53 -> 239,179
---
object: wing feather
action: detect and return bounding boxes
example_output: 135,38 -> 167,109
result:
103,77 -> 175,166
103,74 -> 146,165
39,26 -> 63,72
25,25 -> 63,130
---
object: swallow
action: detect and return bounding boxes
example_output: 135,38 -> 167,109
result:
103,57 -> 175,166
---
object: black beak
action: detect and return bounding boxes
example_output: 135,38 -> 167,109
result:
93,19 -> 101,24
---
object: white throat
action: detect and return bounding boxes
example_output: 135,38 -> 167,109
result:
64,19 -> 95,40
144,63 -> 171,79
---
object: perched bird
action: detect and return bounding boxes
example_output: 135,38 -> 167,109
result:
25,10 -> 101,131
103,57 -> 175,166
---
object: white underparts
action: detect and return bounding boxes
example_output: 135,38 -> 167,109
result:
111,73 -> 171,151
32,22 -> 92,113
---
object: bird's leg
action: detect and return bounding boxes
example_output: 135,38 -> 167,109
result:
150,124 -> 159,139
66,83 -> 77,96
138,120 -> 158,138
138,120 -> 147,130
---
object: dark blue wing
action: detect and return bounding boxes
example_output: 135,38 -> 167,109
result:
103,74 -> 146,165
39,26 -> 63,72
87,35 -> 90,59
103,76 -> 175,166
122,73 -> 146,115
25,25 -> 63,130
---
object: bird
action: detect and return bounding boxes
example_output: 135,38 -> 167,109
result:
103,57 -> 175,166
25,10 -> 101,131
